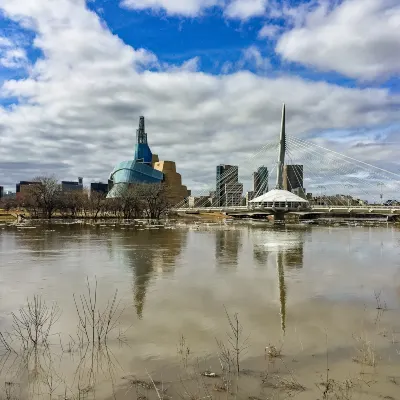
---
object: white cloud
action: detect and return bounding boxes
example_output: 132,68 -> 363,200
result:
120,0 -> 270,19
238,46 -> 270,71
258,23 -> 280,39
0,47 -> 28,69
0,35 -> 28,70
224,0 -> 268,19
276,0 -> 400,80
163,57 -> 201,73
0,0 -> 399,194
120,0 -> 222,16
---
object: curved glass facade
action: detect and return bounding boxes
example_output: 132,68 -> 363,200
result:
107,117 -> 167,199
107,160 -> 164,198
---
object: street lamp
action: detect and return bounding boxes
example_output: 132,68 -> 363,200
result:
377,182 -> 384,205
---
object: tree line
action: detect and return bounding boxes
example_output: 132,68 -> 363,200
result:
0,176 -> 171,220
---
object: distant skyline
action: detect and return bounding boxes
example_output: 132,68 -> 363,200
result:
0,0 -> 399,194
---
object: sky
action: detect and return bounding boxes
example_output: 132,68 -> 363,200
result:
0,0 -> 400,197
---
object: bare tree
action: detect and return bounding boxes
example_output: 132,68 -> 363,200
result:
116,185 -> 142,219
139,183 -> 171,220
88,191 -> 106,219
0,197 -> 17,212
26,176 -> 61,219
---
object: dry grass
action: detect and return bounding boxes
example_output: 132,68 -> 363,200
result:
352,335 -> 377,367
262,373 -> 306,393
265,344 -> 282,359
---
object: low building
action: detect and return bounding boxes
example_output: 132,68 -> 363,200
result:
90,182 -> 108,195
16,181 -> 39,201
62,177 -> 83,192
188,196 -> 210,208
250,189 -> 309,210
4,191 -> 16,199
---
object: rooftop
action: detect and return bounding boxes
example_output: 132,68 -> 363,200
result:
250,189 -> 309,204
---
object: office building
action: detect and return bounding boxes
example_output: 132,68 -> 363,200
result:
253,166 -> 268,196
90,182 -> 108,195
283,165 -> 303,192
0,186 -> 3,199
16,181 -> 39,201
216,164 -> 243,206
61,177 -> 83,192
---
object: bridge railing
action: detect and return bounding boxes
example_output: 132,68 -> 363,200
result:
312,205 -> 400,210
174,204 -> 400,212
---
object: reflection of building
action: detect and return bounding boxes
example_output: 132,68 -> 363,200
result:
253,166 -> 268,196
61,177 -> 83,192
113,228 -> 187,318
90,182 -> 109,195
107,116 -> 189,203
215,229 -> 242,268
283,165 -> 303,192
216,165 -> 243,207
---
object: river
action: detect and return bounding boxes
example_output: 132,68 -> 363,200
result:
1,220 -> 400,399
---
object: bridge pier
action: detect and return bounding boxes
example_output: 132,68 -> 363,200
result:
273,212 -> 286,224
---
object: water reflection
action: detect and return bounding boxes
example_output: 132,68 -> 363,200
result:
252,228 -> 308,335
277,251 -> 286,335
111,228 -> 187,318
215,228 -> 242,268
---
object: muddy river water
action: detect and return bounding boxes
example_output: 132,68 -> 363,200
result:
1,221 -> 400,399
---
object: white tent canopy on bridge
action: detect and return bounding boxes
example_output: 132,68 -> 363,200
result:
250,189 -> 309,210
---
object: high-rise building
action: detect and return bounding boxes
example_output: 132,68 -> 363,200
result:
216,164 -> 243,206
0,186 -> 3,199
253,166 -> 268,197
283,165 -> 303,192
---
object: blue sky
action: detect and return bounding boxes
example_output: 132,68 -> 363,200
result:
0,0 -> 400,198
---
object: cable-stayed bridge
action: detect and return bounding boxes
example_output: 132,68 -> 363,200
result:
173,104 -> 400,219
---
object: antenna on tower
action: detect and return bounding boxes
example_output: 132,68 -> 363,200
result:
136,116 -> 148,144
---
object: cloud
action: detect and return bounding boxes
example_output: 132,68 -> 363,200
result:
276,0 -> 400,80
224,0 -> 268,19
120,0 -> 222,16
0,35 -> 28,70
0,0 -> 399,197
238,46 -> 270,71
258,23 -> 280,39
120,0 -> 269,19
